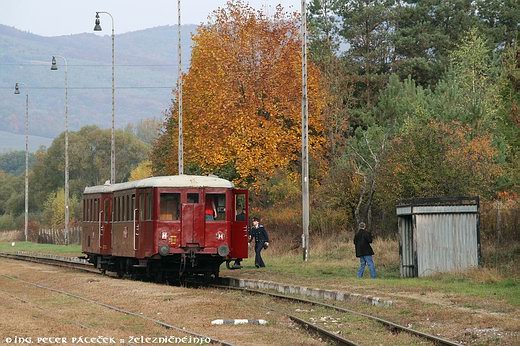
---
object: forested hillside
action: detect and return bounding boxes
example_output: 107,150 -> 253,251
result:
0,24 -> 195,139
154,0 -> 519,245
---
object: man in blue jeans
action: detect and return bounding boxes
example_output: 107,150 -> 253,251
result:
354,222 -> 376,278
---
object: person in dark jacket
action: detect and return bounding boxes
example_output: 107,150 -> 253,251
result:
249,217 -> 269,268
354,222 -> 376,278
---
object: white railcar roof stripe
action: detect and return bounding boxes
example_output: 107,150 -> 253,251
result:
84,175 -> 234,194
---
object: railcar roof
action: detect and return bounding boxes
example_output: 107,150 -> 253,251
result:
84,175 -> 234,194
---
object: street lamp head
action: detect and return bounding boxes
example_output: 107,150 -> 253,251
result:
14,82 -> 20,94
50,56 -> 58,70
94,12 -> 102,31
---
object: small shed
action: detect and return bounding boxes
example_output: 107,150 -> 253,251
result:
396,197 -> 481,278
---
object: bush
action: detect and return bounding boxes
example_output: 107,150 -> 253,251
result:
0,214 -> 16,230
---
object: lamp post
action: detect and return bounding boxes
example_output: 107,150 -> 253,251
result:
301,0 -> 309,261
14,82 -> 29,242
94,11 -> 116,184
51,55 -> 70,242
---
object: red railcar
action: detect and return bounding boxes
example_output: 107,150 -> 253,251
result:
81,175 -> 248,280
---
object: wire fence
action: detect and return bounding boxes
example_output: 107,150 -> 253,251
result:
37,227 -> 81,245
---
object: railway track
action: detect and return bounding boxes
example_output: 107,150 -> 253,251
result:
0,252 -> 233,346
0,251 -> 462,346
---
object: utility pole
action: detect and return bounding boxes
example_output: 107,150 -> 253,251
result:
178,0 -> 184,175
301,0 -> 309,261
14,83 -> 29,242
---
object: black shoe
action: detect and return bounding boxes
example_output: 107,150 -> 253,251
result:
255,264 -> 260,268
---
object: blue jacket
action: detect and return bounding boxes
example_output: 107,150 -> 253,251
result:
249,225 -> 269,244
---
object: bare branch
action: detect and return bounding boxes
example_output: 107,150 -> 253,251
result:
348,142 -> 373,171
364,132 -> 378,164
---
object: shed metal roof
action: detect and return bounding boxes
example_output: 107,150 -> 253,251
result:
84,175 -> 234,194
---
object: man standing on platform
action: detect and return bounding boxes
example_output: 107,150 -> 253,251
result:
354,222 -> 376,278
249,217 -> 269,268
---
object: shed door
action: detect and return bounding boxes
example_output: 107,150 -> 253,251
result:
399,216 -> 416,278
181,204 -> 205,247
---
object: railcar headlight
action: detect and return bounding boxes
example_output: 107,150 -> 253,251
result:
159,245 -> 170,256
218,244 -> 230,257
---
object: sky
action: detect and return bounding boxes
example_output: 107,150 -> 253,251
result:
1,0 -> 302,37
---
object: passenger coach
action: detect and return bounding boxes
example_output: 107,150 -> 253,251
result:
81,175 -> 248,280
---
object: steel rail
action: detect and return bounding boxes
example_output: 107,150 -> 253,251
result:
0,252 -> 97,273
0,253 -> 233,346
211,285 -> 461,346
288,314 -> 360,346
0,252 -> 461,345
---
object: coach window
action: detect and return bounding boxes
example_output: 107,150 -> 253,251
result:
113,197 -> 117,222
187,193 -> 199,203
206,194 -> 226,221
139,194 -> 145,221
160,193 -> 180,221
118,196 -> 122,222
104,200 -> 110,222
88,199 -> 92,221
131,194 -> 135,220
94,199 -> 99,221
146,193 -> 152,220
123,195 -> 128,221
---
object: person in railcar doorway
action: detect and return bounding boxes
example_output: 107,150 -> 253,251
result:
249,217 -> 269,268
354,222 -> 377,278
204,194 -> 217,221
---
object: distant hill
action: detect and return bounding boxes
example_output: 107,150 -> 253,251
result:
0,130 -> 52,153
0,24 -> 197,139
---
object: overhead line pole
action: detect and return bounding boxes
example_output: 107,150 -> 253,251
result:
178,0 -> 184,175
14,82 -> 29,242
301,0 -> 309,261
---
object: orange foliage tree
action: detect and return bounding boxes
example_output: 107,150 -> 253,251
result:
153,1 -> 326,185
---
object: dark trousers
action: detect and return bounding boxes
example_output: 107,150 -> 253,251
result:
254,242 -> 266,267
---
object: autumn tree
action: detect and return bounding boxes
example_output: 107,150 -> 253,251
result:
378,119 -> 503,205
153,1 -> 326,184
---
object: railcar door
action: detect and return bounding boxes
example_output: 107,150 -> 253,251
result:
99,194 -> 112,255
136,189 -> 153,258
230,189 -> 249,259
181,204 -> 205,247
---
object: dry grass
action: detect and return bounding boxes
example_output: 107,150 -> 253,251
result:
268,232 -> 400,272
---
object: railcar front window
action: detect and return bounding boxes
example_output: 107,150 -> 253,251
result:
187,193 -> 199,203
160,193 -> 180,221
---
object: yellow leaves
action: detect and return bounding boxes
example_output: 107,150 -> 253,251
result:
129,160 -> 153,181
164,1 -> 327,185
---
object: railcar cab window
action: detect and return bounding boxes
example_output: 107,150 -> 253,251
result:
160,193 -> 180,221
205,194 -> 225,221
235,194 -> 246,221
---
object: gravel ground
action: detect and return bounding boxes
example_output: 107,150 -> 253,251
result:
0,258 -> 324,346
223,269 -> 520,345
